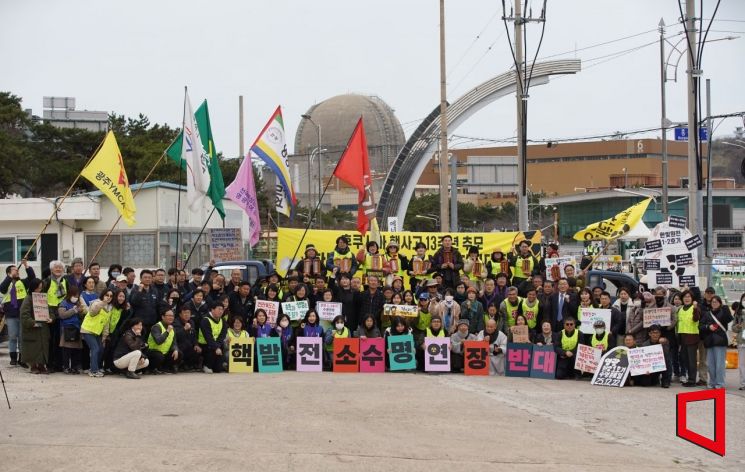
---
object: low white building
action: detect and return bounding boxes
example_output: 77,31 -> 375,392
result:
0,181 -> 251,276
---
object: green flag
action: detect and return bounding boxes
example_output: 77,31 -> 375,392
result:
166,100 -> 226,219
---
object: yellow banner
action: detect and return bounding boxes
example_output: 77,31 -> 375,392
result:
81,131 -> 137,226
276,228 -> 541,276
228,337 -> 254,373
573,198 -> 652,241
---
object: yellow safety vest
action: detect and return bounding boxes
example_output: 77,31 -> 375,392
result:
108,307 -> 122,333
416,310 -> 432,331
148,321 -> 175,354
47,278 -> 67,307
326,327 -> 350,351
198,316 -> 224,345
228,329 -> 249,341
426,328 -> 445,338
677,306 -> 698,335
364,253 -> 385,278
387,255 -> 406,278
2,280 -> 27,304
505,298 -> 522,327
334,250 -> 354,272
590,331 -> 610,351
521,299 -> 540,329
561,329 -> 579,351
81,307 -> 111,336
512,256 -> 534,280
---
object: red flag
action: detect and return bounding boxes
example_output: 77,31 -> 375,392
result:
334,118 -> 376,235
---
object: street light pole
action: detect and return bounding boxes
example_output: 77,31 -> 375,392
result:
438,0 -> 450,233
302,114 -> 323,229
659,19 -> 669,219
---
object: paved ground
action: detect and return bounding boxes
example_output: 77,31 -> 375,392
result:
0,345 -> 743,472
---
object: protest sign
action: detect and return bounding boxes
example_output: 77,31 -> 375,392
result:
228,337 -> 255,373
506,343 -> 533,377
424,337 -> 451,372
578,308 -> 612,335
668,215 -> 687,229
645,222 -> 699,288
628,344 -> 667,376
387,334 -> 416,371
316,302 -> 342,321
591,346 -> 630,387
545,256 -> 577,281
296,337 -> 323,372
256,337 -> 283,373
530,345 -> 556,379
383,304 -> 418,318
333,338 -> 359,373
360,338 -> 386,373
255,300 -> 280,326
510,325 -> 530,343
281,300 -> 309,321
575,344 -> 602,373
643,307 -> 672,327
463,340 -> 489,376
209,228 -> 243,262
32,292 -> 50,322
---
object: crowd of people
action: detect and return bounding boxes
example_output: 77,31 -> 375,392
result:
1,234 -> 743,389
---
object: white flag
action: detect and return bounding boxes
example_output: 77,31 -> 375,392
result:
182,91 -> 211,211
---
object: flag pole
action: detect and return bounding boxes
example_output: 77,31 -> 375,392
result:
22,134 -> 107,261
176,86 -> 187,269
183,207 -> 216,269
85,151 -> 166,268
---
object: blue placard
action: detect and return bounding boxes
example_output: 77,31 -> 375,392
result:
529,345 -> 557,379
256,337 -> 283,373
505,343 -> 533,377
387,334 -> 417,371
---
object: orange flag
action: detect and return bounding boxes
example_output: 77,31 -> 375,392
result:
333,118 -> 375,235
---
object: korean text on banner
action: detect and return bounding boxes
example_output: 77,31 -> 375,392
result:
228,337 -> 255,373
425,337 -> 451,372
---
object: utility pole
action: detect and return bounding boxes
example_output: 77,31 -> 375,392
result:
658,19 -> 669,220
514,0 -> 528,231
438,0 -> 450,233
684,0 -> 701,265
705,79 -> 713,260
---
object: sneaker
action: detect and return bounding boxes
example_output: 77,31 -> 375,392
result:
696,380 -> 707,387
682,381 -> 696,387
94,371 -> 104,378
125,371 -> 140,380
661,382 -> 670,388
202,366 -> 213,374
679,376 -> 687,383
9,359 -> 18,366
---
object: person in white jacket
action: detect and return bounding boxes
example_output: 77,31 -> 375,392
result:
478,319 -> 508,375
450,319 -> 476,372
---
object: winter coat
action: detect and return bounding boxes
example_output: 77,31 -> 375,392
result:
20,292 -> 51,364
700,306 -> 734,348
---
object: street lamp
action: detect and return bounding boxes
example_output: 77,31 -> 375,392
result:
415,214 -> 440,230
301,114 -> 322,228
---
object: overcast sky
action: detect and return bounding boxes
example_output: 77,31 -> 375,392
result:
2,0 -> 743,159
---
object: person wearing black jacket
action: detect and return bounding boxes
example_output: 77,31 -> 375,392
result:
1,259 -> 36,366
113,318 -> 149,379
430,235 -> 463,289
354,275 -> 385,330
228,282 -> 255,326
598,291 -> 625,343
129,269 -> 160,339
700,295 -> 733,389
329,274 -> 357,330
555,317 -> 581,380
547,278 -> 578,332
199,302 -> 228,373
172,304 -> 201,371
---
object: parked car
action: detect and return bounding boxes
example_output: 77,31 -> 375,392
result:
585,270 -> 640,299
205,260 -> 275,286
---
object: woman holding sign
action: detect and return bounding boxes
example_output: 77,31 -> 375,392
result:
700,296 -> 733,389
20,278 -> 51,374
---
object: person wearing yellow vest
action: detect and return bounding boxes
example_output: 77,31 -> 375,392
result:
586,319 -> 614,356
450,318 -> 475,373
383,239 -> 409,287
677,290 -> 703,387
43,260 -> 68,372
81,289 -> 114,377
102,289 -> 129,373
555,317 -> 581,379
326,236 -> 359,281
147,308 -> 180,374
519,288 -> 542,331
323,314 -> 350,370
199,302 -> 227,374
499,287 -> 523,328
1,258 -> 36,366
463,246 -> 487,291
509,240 -> 539,286
414,314 -> 446,371
357,240 -> 385,285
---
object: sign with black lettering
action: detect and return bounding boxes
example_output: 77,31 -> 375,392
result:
643,259 -> 660,271
645,240 -> 662,252
591,346 -> 630,388
684,235 -> 703,251
675,253 -> 694,266
668,215 -> 687,229
655,273 -> 673,285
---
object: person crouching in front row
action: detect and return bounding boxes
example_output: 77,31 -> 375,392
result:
113,318 -> 150,379
450,319 -> 475,372
198,301 -> 227,374
477,319 -> 507,375
555,317 -> 581,380
147,307 -> 180,374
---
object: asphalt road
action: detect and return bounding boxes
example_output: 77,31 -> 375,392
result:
0,347 -> 743,472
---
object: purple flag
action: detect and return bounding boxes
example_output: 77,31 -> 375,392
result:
226,155 -> 261,247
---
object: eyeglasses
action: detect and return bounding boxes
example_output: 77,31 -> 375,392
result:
564,323 -> 574,327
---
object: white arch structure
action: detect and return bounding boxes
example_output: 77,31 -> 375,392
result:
376,59 -> 582,224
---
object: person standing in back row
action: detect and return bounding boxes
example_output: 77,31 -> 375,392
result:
431,235 -> 463,290
1,258 -> 36,366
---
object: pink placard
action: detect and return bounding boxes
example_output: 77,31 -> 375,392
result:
359,338 -> 386,373
295,337 -> 323,372
424,337 -> 451,372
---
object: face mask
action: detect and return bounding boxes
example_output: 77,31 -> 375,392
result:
111,272 -> 120,278
595,328 -> 605,335
445,295 -> 453,302
70,297 -> 79,303
279,320 -> 289,328
335,323 -> 345,331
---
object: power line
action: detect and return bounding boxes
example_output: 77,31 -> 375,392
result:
537,28 -> 659,61
447,10 -> 501,79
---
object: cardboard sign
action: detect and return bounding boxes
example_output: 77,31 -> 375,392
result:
387,334 -> 416,371
296,337 -> 323,372
228,337 -> 255,373
281,300 -> 309,321
383,304 -> 419,318
32,292 -> 50,322
628,344 -> 667,376
668,215 -> 687,229
645,240 -> 662,252
530,345 -> 556,379
463,340 -> 489,376
643,307 -> 672,327
316,302 -> 342,321
255,300 -> 280,326
424,337 -> 451,372
575,344 -> 602,373
333,338 -> 359,373
591,346 -> 631,387
684,235 -> 703,251
675,253 -> 694,266
578,308 -> 612,335
510,325 -> 530,343
506,343 -> 533,377
256,337 -> 283,373
643,259 -> 660,271
359,338 -> 386,373
209,227 -> 243,262
545,256 -> 577,281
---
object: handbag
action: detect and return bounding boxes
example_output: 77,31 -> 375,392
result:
63,325 -> 80,343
